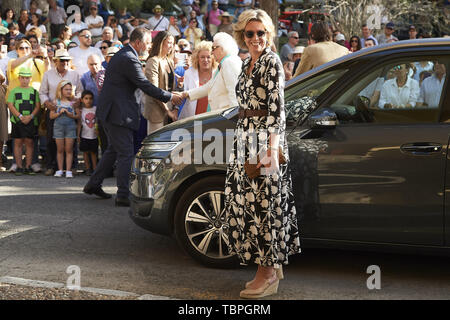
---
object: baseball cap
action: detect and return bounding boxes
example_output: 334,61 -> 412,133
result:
336,33 -> 345,41
18,66 -> 32,77
386,22 -> 395,29
409,25 -> 416,30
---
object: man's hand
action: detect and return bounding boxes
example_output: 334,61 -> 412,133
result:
45,101 -> 57,111
171,92 -> 183,106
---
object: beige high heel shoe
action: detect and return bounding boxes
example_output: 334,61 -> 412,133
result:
245,266 -> 283,289
240,277 -> 279,299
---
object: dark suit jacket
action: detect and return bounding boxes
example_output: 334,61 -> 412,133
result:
96,45 -> 172,131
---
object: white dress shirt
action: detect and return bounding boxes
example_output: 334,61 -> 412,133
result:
379,77 -> 420,108
418,75 -> 445,108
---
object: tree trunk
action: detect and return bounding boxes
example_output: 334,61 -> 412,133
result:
2,0 -> 22,18
259,0 -> 279,49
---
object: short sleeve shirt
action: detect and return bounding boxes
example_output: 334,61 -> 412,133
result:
7,86 -> 40,124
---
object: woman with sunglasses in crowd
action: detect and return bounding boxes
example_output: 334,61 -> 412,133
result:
184,18 -> 203,50
223,10 -> 301,299
349,35 -> 362,52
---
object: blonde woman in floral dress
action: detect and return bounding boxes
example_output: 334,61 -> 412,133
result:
224,9 -> 300,299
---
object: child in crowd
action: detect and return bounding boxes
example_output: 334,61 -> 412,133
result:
7,66 -> 40,175
77,90 -> 98,176
50,80 -> 79,178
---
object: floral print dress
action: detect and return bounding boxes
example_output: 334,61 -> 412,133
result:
224,47 -> 301,267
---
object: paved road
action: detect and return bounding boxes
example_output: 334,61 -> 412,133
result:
1,172 -> 450,300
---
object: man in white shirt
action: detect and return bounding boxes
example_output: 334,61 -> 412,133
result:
85,4 -> 104,41
417,62 -> 446,108
147,5 -> 169,31
94,27 -> 113,48
69,29 -> 104,76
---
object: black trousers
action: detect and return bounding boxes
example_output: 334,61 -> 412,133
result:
88,122 -> 134,198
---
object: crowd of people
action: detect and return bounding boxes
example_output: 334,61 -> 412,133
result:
280,21 -> 440,80
0,0 -> 251,175
0,1 -> 446,180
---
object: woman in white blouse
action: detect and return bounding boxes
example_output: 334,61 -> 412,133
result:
182,32 -> 242,112
379,63 -> 420,109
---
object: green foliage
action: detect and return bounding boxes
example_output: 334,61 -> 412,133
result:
109,0 -> 145,11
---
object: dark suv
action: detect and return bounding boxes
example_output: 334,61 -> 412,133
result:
129,38 -> 450,268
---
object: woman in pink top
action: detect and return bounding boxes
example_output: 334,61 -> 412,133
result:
206,0 -> 223,37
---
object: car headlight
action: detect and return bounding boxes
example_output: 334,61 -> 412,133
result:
142,141 -> 181,152
134,158 -> 162,173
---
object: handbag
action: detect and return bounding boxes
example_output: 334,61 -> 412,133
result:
244,146 -> 286,179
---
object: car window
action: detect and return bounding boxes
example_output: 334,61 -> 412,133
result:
285,68 -> 348,124
329,57 -> 448,124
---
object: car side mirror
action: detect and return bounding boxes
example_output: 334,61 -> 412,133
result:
307,107 -> 338,129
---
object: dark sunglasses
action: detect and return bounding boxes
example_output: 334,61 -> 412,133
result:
351,39 -> 358,42
291,36 -> 299,39
244,30 -> 266,38
100,46 -> 108,49
80,34 -> 91,39
212,45 -> 219,51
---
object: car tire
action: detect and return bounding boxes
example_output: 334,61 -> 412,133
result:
174,175 -> 239,269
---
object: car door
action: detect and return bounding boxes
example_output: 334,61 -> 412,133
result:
290,55 -> 449,246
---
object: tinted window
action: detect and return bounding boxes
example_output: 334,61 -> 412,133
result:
285,68 -> 348,124
329,57 -> 448,124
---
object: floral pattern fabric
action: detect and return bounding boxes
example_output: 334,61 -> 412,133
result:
225,47 -> 301,267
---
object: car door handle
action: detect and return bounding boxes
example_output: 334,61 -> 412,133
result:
400,143 -> 442,155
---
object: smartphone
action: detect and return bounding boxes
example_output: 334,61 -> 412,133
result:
175,52 -> 187,67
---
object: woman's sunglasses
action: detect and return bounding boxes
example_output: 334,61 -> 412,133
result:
392,65 -> 405,71
244,30 -> 266,38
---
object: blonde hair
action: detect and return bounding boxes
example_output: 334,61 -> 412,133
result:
26,26 -> 43,41
15,39 -> 31,51
233,9 -> 275,50
191,41 -> 218,70
55,80 -> 74,101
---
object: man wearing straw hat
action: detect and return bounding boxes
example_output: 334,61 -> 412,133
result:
147,5 -> 169,32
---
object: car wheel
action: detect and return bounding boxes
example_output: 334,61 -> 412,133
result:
174,175 -> 239,268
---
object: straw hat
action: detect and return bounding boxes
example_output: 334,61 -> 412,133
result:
153,5 -> 164,13
292,46 -> 304,54
106,46 -> 119,57
53,48 -> 72,60
219,11 -> 232,20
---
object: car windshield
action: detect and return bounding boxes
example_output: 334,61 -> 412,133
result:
285,68 -> 348,124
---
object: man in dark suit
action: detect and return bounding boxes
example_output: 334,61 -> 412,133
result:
83,27 -> 183,207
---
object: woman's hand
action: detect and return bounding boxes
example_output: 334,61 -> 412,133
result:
256,151 -> 279,176
168,109 -> 178,121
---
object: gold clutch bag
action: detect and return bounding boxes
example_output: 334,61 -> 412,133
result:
244,147 -> 286,179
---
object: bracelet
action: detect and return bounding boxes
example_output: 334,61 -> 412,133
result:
18,114 -> 23,119
31,114 -> 34,119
